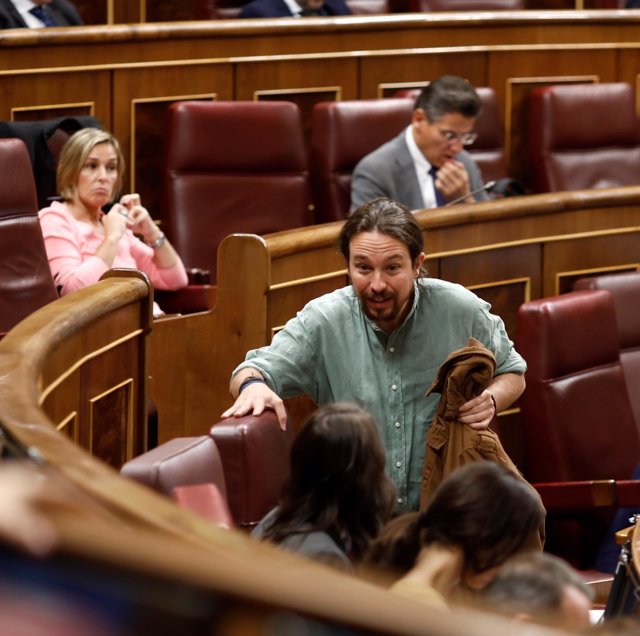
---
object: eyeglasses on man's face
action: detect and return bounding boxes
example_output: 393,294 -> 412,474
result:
435,126 -> 478,146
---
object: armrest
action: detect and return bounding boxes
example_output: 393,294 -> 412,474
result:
209,412 -> 295,531
534,479 -> 640,512
186,268 -> 211,285
154,284 -> 217,315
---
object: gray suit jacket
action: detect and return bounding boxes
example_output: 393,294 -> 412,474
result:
0,0 -> 83,28
350,131 -> 488,212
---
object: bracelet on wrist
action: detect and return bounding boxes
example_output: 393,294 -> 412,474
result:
146,232 -> 166,249
239,377 -> 266,393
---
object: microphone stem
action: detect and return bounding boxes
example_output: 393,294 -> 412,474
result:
443,181 -> 495,207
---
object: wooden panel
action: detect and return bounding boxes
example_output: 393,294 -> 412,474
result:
359,51 -> 487,99
543,233 -> 640,295
112,62 -> 232,200
267,274 -> 348,332
0,70 -> 111,129
12,102 -> 94,121
438,243 -> 539,338
89,378 -> 133,467
487,47 -> 617,184
38,302 -> 147,467
235,58 -> 359,102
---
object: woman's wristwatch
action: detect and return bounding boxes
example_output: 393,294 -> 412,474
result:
146,232 -> 166,249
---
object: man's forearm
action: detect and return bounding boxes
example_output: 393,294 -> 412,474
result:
229,367 -> 264,399
488,372 -> 526,412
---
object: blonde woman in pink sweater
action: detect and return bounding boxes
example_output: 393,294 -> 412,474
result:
38,128 -> 187,316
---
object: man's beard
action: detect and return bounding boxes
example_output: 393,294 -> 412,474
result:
361,292 -> 398,326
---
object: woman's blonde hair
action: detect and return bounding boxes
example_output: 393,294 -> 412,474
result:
56,128 -> 125,202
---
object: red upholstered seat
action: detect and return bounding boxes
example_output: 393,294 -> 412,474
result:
466,86 -> 509,184
0,138 -> 57,338
516,290 -> 640,568
121,412 -> 294,531
209,412 -> 294,531
573,272 -> 640,431
527,82 -> 640,193
163,100 -> 313,282
310,98 -> 414,222
121,436 -> 229,500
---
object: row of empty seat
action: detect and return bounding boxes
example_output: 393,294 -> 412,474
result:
517,272 -> 640,570
161,81 -> 640,282
1,81 -> 638,328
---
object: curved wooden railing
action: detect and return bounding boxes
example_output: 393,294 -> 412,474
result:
0,268 -> 554,636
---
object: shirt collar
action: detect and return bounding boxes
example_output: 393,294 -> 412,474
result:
405,125 -> 433,173
13,0 -> 39,11
282,0 -> 305,15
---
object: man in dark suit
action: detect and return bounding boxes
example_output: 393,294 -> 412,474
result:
240,0 -> 350,18
0,0 -> 83,29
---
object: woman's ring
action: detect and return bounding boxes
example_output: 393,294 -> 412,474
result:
118,210 -> 129,218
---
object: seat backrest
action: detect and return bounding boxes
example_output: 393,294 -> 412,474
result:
120,436 -> 229,501
209,412 -> 295,531
310,98 -> 414,222
468,86 -> 508,183
517,290 -> 640,484
527,82 -> 640,193
516,290 -> 640,568
0,116 -> 101,209
0,138 -> 58,338
573,272 -> 640,431
163,101 -> 313,281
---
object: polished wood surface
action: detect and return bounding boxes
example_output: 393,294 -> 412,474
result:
0,270 -> 153,469
147,187 -> 640,443
2,11 -> 640,216
0,267 -> 555,636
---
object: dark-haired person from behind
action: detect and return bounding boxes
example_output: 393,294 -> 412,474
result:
252,403 -> 396,572
0,0 -> 83,29
363,462 -> 545,607
239,0 -> 350,18
481,551 -> 593,631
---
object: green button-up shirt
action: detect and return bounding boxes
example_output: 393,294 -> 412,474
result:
234,278 -> 526,511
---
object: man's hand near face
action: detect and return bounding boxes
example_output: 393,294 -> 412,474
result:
434,160 -> 473,204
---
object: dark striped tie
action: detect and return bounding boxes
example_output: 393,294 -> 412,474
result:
29,5 -> 57,27
429,166 -> 447,207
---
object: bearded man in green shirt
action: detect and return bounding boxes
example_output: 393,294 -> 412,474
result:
223,197 -> 526,511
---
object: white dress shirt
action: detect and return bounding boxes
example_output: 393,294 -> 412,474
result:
404,125 -> 438,209
12,0 -> 48,28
